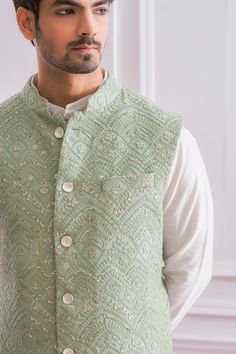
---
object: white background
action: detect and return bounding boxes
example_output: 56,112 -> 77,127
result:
1,1 -> 236,353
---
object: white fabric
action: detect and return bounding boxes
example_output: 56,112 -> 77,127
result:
30,68 -> 214,331
163,127 -> 214,330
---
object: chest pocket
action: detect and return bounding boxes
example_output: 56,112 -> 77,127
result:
101,172 -> 155,195
99,172 -> 158,230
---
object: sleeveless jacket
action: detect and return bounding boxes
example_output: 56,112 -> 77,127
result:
0,73 -> 184,354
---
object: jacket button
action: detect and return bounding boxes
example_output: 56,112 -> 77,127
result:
63,293 -> 74,304
61,235 -> 72,247
62,181 -> 74,192
54,127 -> 64,139
62,348 -> 74,354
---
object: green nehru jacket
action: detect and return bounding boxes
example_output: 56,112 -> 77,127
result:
0,73 -> 183,354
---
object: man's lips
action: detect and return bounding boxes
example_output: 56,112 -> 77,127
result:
72,45 -> 97,50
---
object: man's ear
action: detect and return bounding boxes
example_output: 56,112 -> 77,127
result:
16,6 -> 36,42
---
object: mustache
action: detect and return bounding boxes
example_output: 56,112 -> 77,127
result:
68,36 -> 101,48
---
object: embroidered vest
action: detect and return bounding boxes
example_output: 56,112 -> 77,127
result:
0,73 -> 183,354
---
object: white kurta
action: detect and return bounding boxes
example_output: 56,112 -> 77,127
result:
30,68 -> 214,331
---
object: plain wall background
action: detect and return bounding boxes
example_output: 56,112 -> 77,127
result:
1,0 -> 236,353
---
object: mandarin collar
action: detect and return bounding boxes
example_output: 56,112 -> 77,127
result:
20,70 -> 122,117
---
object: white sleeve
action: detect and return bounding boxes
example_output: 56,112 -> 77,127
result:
162,126 -> 214,331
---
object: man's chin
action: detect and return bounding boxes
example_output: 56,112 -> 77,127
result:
57,64 -> 99,75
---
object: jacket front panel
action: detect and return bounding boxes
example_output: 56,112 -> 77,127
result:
0,76 -> 183,354
0,102 -> 66,353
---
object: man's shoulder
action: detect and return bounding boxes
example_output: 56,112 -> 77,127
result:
0,91 -> 23,117
122,86 -> 184,124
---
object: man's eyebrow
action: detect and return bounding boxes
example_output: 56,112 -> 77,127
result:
51,0 -> 110,8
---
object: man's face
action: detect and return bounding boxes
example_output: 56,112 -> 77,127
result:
34,0 -> 111,74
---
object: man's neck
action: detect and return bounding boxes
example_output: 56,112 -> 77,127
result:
33,66 -> 104,108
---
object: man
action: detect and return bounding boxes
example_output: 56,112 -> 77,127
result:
0,0 -> 213,353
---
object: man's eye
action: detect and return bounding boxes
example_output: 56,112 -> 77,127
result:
95,8 -> 109,15
56,8 -> 75,16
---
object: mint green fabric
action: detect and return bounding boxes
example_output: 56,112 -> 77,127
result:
0,73 -> 183,354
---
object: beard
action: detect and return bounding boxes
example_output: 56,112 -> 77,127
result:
34,22 -> 102,74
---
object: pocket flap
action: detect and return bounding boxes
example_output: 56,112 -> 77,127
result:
101,172 -> 155,194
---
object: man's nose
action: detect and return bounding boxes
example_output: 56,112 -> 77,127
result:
77,10 -> 97,38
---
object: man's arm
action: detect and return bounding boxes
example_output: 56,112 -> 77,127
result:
162,126 -> 214,330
